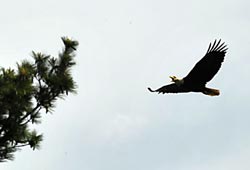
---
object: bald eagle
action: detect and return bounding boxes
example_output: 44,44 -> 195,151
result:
148,39 -> 227,96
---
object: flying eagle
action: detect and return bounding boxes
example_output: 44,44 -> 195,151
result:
148,39 -> 227,96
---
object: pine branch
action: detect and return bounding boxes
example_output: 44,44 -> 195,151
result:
0,37 -> 78,161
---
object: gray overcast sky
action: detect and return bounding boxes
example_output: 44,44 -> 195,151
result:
1,0 -> 250,170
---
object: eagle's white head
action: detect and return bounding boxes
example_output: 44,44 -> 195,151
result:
169,76 -> 184,86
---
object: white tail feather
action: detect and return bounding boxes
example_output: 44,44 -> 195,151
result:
203,88 -> 220,96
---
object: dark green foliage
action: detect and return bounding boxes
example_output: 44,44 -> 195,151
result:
0,37 -> 78,162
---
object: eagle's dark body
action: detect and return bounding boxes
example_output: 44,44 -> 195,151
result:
148,39 -> 227,96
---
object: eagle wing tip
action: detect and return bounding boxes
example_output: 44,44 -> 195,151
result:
147,87 -> 155,92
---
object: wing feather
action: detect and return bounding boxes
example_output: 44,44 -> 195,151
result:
215,42 -> 225,51
184,39 -> 227,85
148,83 -> 189,94
206,42 -> 212,54
210,40 -> 218,51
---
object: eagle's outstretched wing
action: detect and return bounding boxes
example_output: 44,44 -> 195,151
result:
184,39 -> 227,85
148,83 -> 189,94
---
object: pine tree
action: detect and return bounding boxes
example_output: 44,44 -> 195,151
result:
0,37 -> 78,162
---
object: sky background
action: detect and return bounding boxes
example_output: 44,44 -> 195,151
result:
1,0 -> 250,170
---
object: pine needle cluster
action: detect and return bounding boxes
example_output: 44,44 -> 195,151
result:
0,37 -> 78,161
